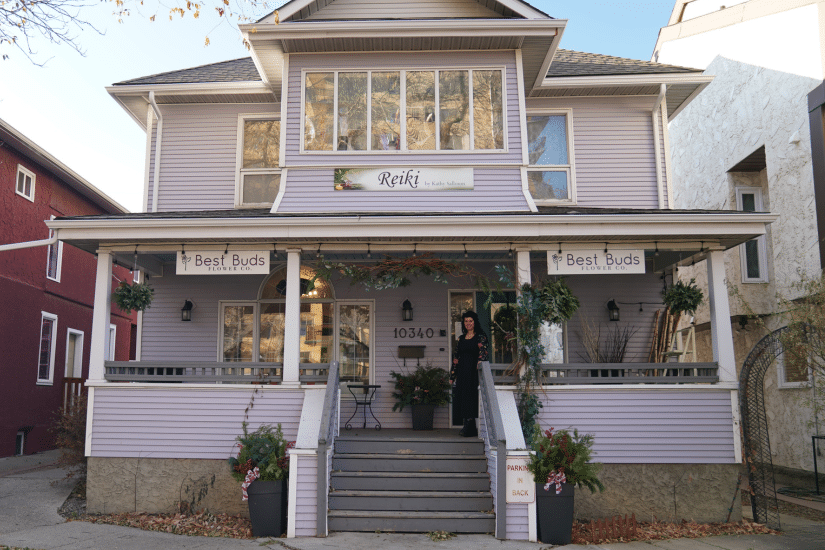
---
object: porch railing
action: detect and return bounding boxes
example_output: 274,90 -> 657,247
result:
104,361 -> 331,384
478,360 -> 506,540
317,360 -> 340,536
490,362 -> 719,385
62,377 -> 86,410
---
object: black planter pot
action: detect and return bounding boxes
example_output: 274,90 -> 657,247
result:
410,403 -> 436,430
535,481 -> 574,545
247,479 -> 288,537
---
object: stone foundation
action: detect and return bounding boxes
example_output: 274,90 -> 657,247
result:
573,463 -> 742,523
87,457 -> 248,515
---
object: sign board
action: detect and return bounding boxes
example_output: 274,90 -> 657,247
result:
334,167 -> 473,191
176,251 -> 270,275
506,457 -> 535,503
547,250 -> 646,275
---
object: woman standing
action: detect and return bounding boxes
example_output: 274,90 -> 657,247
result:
451,311 -> 490,437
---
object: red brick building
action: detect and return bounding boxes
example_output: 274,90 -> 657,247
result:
0,118 -> 136,458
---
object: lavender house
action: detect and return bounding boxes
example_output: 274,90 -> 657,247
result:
48,0 -> 774,540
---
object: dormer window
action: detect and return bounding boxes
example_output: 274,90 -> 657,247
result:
236,117 -> 281,207
303,69 -> 504,153
526,110 -> 576,204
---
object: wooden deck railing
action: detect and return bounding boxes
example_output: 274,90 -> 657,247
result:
489,362 -> 719,385
62,377 -> 86,410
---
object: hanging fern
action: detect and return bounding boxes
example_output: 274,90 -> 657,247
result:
113,281 -> 154,313
662,278 -> 704,315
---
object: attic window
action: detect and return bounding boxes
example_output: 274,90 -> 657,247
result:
303,68 -> 504,153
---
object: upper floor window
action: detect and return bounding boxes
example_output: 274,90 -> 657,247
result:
236,117 -> 281,207
16,164 -> 35,202
303,69 -> 504,153
736,187 -> 768,283
46,215 -> 63,282
37,312 -> 58,385
526,110 -> 575,203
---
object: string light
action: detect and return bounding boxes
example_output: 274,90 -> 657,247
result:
463,244 -> 468,258
367,243 -> 371,258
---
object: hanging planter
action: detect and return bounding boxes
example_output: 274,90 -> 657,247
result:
662,278 -> 704,316
112,281 -> 154,313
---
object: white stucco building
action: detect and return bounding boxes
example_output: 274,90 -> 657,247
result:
653,0 -> 825,483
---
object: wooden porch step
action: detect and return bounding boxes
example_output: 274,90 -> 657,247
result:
327,510 -> 496,533
331,471 -> 490,491
333,453 -> 488,473
329,490 -> 493,511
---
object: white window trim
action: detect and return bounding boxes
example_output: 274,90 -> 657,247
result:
108,324 -> 117,362
777,353 -> 811,389
65,328 -> 84,378
37,312 -> 58,385
46,215 -> 63,282
525,108 -> 577,205
16,164 -> 36,202
235,115 -> 282,209
736,187 -> 768,283
300,67 -> 508,155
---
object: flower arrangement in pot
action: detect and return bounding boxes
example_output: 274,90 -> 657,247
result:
228,422 -> 295,537
389,364 -> 451,430
112,280 -> 154,313
527,425 -> 604,545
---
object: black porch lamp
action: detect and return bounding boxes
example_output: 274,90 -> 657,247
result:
606,299 -> 620,322
401,299 -> 413,322
181,300 -> 194,322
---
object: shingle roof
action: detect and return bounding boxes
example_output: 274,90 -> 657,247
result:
113,57 -> 261,86
545,49 -> 701,78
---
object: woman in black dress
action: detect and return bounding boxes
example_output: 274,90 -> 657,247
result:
451,311 -> 490,437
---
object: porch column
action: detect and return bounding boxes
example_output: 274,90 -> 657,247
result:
89,251 -> 113,381
516,249 -> 531,287
282,248 -> 302,385
706,250 -> 736,382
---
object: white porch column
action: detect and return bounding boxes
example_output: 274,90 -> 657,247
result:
516,249 -> 531,287
282,248 -> 302,385
706,250 -> 736,382
89,251 -> 113,381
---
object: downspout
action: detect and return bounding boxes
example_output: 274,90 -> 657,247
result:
149,91 -> 163,213
0,230 -> 58,252
653,83 -> 667,209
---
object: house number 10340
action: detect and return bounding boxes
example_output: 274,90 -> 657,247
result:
394,328 -> 435,339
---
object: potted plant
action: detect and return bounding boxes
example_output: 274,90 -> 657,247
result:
389,364 -> 451,430
228,422 -> 294,537
662,277 -> 704,316
527,425 -> 604,545
112,280 -> 154,313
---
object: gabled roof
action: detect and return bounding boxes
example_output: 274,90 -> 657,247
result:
545,49 -> 699,78
114,58 -> 260,86
0,118 -> 128,214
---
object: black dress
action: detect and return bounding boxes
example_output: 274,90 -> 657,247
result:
451,332 -> 490,420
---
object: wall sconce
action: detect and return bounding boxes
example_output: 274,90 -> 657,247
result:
181,300 -> 194,322
606,299 -> 620,322
402,299 -> 413,322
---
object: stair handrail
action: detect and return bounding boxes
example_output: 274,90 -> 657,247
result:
479,360 -> 507,539
316,360 -> 340,536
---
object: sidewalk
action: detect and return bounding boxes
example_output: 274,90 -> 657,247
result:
0,458 -> 822,550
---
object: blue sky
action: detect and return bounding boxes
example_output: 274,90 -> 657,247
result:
0,1 -> 676,212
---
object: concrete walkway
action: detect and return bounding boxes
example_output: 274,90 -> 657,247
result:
0,455 -> 822,550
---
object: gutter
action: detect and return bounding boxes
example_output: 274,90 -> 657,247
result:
149,91 -> 163,213
0,230 -> 58,253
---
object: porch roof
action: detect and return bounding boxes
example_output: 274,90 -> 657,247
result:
48,207 -> 776,265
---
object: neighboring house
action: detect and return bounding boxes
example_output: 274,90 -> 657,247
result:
0,118 -> 137,459
653,0 -> 825,487
48,0 -> 775,540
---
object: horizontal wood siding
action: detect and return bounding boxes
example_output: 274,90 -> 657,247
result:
140,271 -> 266,361
294,454 -> 318,537
306,0 -> 504,20
153,103 -> 278,212
560,270 -> 664,364
506,503 -> 529,540
526,96 -> 661,209
536,389 -> 736,463
89,387 -> 304,458
279,167 -> 526,212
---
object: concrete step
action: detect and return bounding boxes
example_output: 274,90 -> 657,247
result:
333,453 -> 488,473
329,490 -> 493,511
327,510 -> 496,533
331,471 -> 490,492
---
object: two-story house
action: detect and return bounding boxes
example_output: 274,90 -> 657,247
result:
48,0 -> 776,540
0,118 -> 136,459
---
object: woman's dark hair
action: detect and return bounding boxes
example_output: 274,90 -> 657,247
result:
461,310 -> 486,338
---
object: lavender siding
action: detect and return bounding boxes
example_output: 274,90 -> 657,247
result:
536,389 -> 736,463
148,103 -> 278,212
294,454 -> 318,537
278,167 -> 526,212
89,387 -> 304,458
304,0 -> 504,20
506,503 -> 529,541
526,96 -> 665,209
